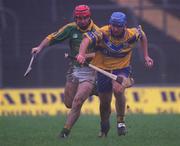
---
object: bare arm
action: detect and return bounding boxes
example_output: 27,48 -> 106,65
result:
140,32 -> 154,68
31,37 -> 50,54
140,32 -> 148,58
76,37 -> 91,63
79,37 -> 90,56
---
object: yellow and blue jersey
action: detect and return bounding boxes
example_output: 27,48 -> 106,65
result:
84,25 -> 144,70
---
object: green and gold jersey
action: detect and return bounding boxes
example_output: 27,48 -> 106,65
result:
46,20 -> 99,66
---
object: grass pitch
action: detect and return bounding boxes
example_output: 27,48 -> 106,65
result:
0,114 -> 180,146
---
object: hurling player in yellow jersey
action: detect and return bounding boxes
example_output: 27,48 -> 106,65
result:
77,12 -> 153,137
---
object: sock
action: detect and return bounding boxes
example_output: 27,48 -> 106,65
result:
117,116 -> 125,123
64,124 -> 71,130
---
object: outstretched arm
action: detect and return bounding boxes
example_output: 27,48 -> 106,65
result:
31,38 -> 50,54
31,24 -> 71,54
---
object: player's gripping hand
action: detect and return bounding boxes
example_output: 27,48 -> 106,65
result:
76,54 -> 86,64
144,56 -> 154,68
31,47 -> 41,54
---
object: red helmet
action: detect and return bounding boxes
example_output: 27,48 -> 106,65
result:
74,5 -> 91,17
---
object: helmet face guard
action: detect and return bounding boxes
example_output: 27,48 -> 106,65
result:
74,5 -> 91,18
109,12 -> 127,27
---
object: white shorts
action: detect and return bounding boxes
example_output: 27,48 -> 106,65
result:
72,66 -> 96,83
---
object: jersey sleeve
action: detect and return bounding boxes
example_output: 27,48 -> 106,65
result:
84,29 -> 103,47
135,25 -> 145,40
127,26 -> 146,45
46,23 -> 73,45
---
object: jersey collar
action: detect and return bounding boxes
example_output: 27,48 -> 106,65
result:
77,20 -> 94,32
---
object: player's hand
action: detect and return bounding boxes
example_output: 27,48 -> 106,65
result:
76,54 -> 86,64
144,56 -> 153,68
31,47 -> 41,54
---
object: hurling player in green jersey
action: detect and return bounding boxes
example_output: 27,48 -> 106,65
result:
32,5 -> 99,138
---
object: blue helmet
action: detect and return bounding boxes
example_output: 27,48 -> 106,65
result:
109,12 -> 127,27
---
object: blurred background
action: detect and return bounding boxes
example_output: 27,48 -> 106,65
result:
0,0 -> 180,88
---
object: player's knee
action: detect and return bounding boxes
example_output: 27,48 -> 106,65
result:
113,79 -> 125,94
64,96 -> 73,108
114,91 -> 125,100
64,102 -> 72,109
113,86 -> 124,94
122,77 -> 134,88
72,98 -> 83,110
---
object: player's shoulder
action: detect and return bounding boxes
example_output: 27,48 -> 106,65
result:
128,26 -> 145,37
57,22 -> 77,31
92,23 -> 100,31
127,27 -> 138,34
90,20 -> 99,28
99,25 -> 110,35
126,27 -> 140,38
62,22 -> 77,29
100,25 -> 109,31
127,26 -> 144,34
126,26 -> 145,41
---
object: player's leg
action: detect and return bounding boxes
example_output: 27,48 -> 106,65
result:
59,67 -> 95,138
97,72 -> 112,137
98,92 -> 112,137
112,67 -> 131,136
60,81 -> 93,137
64,81 -> 78,108
64,66 -> 78,108
112,80 -> 127,136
